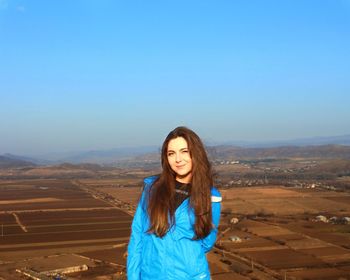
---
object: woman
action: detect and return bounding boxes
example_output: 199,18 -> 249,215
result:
127,126 -> 222,280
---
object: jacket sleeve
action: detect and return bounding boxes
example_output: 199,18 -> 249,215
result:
126,185 -> 148,280
201,188 -> 222,253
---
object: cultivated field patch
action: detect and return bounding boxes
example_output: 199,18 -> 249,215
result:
285,267 -> 350,280
240,248 -> 324,269
222,186 -> 350,215
0,197 -> 63,205
98,186 -> 142,206
0,181 -> 108,211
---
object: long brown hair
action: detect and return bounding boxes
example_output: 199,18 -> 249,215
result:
147,126 -> 213,239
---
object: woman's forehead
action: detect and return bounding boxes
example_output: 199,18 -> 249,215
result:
167,137 -> 188,150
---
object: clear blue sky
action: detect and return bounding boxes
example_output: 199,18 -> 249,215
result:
1,0 -> 349,155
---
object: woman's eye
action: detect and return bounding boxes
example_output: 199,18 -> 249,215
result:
167,152 -> 174,156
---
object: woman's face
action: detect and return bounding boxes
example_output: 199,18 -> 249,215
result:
167,137 -> 193,183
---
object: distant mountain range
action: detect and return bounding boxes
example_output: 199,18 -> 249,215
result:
208,144 -> 350,160
1,135 -> 350,167
218,134 -> 350,147
0,146 -> 160,167
0,154 -> 37,168
55,146 -> 160,164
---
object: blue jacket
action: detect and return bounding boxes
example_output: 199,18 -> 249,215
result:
127,176 -> 222,280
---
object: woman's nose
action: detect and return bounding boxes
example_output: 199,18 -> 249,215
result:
175,153 -> 182,162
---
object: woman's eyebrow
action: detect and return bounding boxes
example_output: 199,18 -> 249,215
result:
167,147 -> 187,152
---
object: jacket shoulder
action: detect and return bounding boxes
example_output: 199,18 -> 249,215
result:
143,175 -> 158,184
143,175 -> 158,189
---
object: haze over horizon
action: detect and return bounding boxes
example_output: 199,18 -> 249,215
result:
1,0 -> 349,156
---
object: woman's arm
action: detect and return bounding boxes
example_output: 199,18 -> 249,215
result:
201,189 -> 222,253
127,176 -> 156,280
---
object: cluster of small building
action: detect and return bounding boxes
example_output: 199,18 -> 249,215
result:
228,217 -> 245,243
288,181 -> 338,191
213,160 -> 240,165
306,183 -> 337,190
314,215 -> 350,224
16,265 -> 87,280
223,179 -> 268,187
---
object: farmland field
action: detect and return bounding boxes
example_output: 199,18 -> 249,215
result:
0,179 -> 132,279
218,186 -> 350,279
1,179 -> 350,279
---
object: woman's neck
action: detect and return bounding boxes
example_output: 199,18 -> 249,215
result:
176,173 -> 192,184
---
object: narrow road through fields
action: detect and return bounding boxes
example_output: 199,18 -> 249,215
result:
0,207 -> 115,215
0,237 -> 129,250
26,220 -> 130,229
12,213 -> 27,233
